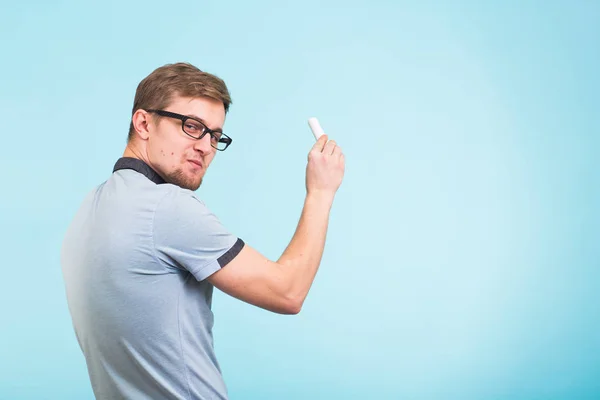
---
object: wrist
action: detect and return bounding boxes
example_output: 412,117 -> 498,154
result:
306,190 -> 335,206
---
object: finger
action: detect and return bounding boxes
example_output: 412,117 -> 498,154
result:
312,134 -> 328,152
323,139 -> 337,155
333,145 -> 343,158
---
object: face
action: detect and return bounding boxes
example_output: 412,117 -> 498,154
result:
134,96 -> 226,191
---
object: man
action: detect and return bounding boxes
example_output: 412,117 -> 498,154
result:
61,62 -> 345,399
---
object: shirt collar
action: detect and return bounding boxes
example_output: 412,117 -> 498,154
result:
113,157 -> 166,184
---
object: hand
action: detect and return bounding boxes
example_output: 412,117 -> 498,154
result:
305,135 -> 345,197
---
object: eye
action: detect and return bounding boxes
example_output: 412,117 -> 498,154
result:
184,121 -> 202,132
209,133 -> 219,144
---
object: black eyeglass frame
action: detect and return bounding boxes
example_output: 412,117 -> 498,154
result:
145,109 -> 232,151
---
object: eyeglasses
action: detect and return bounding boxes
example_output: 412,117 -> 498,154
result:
146,109 -> 232,151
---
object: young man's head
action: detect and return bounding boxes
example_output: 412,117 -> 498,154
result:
127,62 -> 232,191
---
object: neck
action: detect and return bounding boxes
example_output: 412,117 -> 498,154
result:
122,144 -> 158,177
123,143 -> 146,161
120,143 -> 173,187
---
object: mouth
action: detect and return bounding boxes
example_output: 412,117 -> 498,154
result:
188,159 -> 203,169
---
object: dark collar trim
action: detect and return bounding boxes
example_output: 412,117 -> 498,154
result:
113,157 -> 166,184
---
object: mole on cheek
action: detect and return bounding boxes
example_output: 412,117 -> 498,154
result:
171,152 -> 174,155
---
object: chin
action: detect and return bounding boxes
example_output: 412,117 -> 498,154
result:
181,177 -> 203,191
190,179 -> 203,191
166,169 -> 204,191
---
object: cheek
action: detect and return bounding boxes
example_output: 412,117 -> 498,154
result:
158,149 -> 175,157
156,149 -> 185,169
153,129 -> 187,159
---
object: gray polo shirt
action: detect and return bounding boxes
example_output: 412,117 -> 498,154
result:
61,157 -> 244,400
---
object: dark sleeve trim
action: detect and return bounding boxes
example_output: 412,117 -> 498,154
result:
217,238 -> 245,268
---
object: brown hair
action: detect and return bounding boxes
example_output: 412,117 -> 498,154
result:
128,62 -> 232,141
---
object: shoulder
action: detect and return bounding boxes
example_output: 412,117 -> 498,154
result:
153,186 -> 226,239
155,185 -> 210,217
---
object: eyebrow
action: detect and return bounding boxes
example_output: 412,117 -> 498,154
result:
188,114 -> 223,133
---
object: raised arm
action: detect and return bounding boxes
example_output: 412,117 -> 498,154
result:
207,135 -> 345,314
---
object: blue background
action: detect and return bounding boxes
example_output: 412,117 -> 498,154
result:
1,1 -> 598,399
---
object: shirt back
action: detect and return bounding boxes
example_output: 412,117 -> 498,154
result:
61,158 -> 244,400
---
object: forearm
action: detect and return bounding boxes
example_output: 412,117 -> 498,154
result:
277,191 -> 334,306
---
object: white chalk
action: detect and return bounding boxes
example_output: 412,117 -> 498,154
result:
308,117 -> 325,141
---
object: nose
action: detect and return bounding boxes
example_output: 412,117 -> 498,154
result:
193,132 -> 213,154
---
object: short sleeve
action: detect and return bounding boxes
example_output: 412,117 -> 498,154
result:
153,188 -> 244,281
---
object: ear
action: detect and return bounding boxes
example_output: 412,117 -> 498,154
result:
131,109 -> 152,140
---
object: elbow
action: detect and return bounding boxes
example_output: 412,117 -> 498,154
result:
271,267 -> 303,315
288,299 -> 303,315
282,303 -> 302,315
272,264 -> 305,315
280,295 -> 303,315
